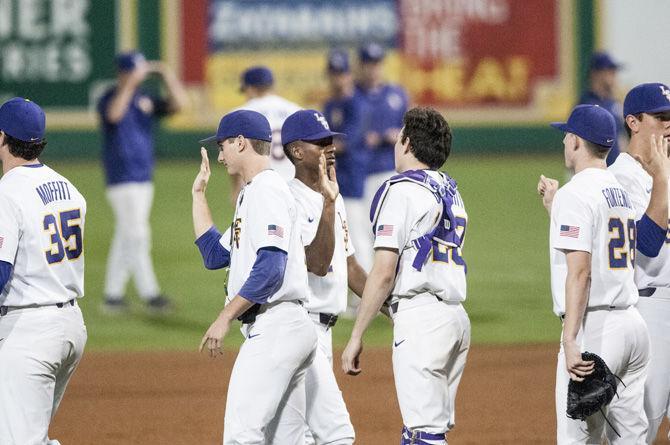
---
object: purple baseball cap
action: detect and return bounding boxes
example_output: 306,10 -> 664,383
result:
590,52 -> 621,71
281,110 -> 344,146
623,83 -> 670,117
240,66 -> 274,91
200,110 -> 272,145
550,104 -> 616,147
0,97 -> 46,142
327,49 -> 350,73
359,43 -> 385,63
116,51 -> 146,72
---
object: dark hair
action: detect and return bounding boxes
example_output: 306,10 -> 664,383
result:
283,141 -> 300,163
401,107 -> 452,169
2,132 -> 47,160
624,113 -> 644,138
583,140 -> 610,159
224,137 -> 271,156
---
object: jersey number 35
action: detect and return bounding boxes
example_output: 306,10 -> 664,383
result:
43,209 -> 83,264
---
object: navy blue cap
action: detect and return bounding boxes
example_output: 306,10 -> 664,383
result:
327,49 -> 350,73
550,104 -> 616,147
281,110 -> 344,146
116,51 -> 145,72
623,83 -> 670,117
359,43 -> 385,63
0,97 -> 46,142
200,110 -> 272,144
240,66 -> 274,90
590,52 -> 620,71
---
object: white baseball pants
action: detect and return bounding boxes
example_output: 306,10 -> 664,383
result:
0,303 -> 87,445
555,306 -> 650,444
104,181 -> 160,300
223,302 -> 317,444
636,292 -> 670,444
391,295 -> 471,438
304,319 -> 355,445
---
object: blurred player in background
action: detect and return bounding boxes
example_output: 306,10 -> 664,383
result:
578,52 -> 627,166
354,43 -> 409,271
342,107 -> 470,445
229,66 -> 302,201
98,50 -> 187,314
0,98 -> 87,445
322,49 -> 371,318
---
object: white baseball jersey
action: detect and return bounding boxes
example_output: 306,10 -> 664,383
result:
220,170 -> 309,304
373,170 -> 467,302
240,95 -> 302,181
0,164 -> 86,306
609,153 -> 670,293
550,168 -> 638,316
289,179 -> 354,315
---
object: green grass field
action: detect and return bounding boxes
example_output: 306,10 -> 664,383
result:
43,152 -> 567,351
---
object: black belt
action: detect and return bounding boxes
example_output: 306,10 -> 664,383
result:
318,313 -> 338,328
0,298 -> 75,317
238,301 -> 304,325
639,288 -> 656,297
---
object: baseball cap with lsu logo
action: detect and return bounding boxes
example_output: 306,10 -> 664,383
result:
200,110 -> 272,145
550,104 -> 617,148
281,109 -> 344,146
623,83 -> 670,117
0,97 -> 46,143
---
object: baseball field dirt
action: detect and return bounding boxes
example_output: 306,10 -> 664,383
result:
50,344 -> 669,444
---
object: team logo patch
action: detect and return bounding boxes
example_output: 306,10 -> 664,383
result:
560,225 -> 580,238
268,224 -> 284,238
377,224 -> 394,236
315,112 -> 330,130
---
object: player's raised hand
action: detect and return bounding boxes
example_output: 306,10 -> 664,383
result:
319,153 -> 339,202
563,340 -> 595,382
537,175 -> 559,214
199,315 -> 231,358
192,147 -> 211,194
341,337 -> 363,376
634,134 -> 670,179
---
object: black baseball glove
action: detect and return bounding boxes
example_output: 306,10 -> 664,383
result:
566,351 -> 619,421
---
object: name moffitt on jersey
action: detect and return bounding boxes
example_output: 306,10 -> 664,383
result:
550,168 -> 638,316
240,95 -> 301,181
610,153 -> 670,293
373,170 -> 468,302
289,179 -> 354,315
0,164 -> 86,306
220,170 -> 309,304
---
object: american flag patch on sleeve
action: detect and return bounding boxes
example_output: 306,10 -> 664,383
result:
268,224 -> 284,238
377,224 -> 394,236
0,236 -> 3,249
560,225 -> 580,238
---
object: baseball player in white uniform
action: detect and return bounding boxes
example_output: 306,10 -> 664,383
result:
608,83 -> 670,443
228,66 -> 302,201
342,107 -> 471,445
282,109 -> 370,444
192,109 -> 317,444
0,98 -> 88,445
538,104 -> 668,443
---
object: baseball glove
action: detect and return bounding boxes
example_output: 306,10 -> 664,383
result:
566,351 -> 624,435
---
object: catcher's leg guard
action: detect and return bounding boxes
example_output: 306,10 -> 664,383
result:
400,426 -> 447,445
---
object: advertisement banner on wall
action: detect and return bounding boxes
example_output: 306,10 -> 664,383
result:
170,0 -> 576,129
